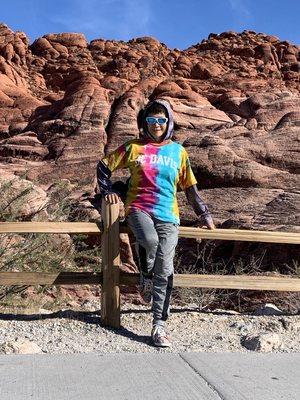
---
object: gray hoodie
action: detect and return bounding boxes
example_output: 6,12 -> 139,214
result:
141,99 -> 174,141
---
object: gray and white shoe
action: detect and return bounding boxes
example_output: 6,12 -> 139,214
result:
151,325 -> 171,347
139,273 -> 153,303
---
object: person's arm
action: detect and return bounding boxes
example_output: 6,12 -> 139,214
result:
96,160 -> 119,203
179,148 -> 215,229
185,185 -> 215,229
96,143 -> 128,203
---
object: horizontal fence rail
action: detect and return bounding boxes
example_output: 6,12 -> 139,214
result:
1,272 -> 299,292
1,222 -> 299,244
121,273 -> 300,292
0,222 -> 102,234
0,200 -> 299,328
0,272 -> 103,285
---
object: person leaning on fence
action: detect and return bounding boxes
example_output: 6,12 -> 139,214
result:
97,99 -> 215,347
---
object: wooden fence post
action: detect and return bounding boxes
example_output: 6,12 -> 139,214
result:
101,199 -> 120,328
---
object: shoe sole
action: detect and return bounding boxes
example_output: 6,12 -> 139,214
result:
153,341 -> 171,348
152,338 -> 172,347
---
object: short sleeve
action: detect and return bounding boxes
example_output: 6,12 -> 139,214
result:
178,148 -> 198,190
101,143 -> 129,172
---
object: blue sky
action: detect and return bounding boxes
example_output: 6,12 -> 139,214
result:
1,0 -> 299,49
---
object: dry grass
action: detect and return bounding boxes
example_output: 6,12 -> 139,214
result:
173,239 -> 300,313
0,178 -> 101,311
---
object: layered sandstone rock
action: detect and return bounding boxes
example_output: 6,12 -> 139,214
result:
0,23 -> 299,278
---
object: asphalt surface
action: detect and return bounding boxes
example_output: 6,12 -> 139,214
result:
0,352 -> 299,399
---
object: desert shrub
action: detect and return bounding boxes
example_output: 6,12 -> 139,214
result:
0,178 -> 101,308
173,239 -> 300,313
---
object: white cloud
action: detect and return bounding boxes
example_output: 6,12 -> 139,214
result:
228,0 -> 252,19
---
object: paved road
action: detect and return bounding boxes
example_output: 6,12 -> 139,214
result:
0,352 -> 299,399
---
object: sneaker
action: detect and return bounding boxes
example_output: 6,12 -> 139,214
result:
139,273 -> 153,303
151,325 -> 171,347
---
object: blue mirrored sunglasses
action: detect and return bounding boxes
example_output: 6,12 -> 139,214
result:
146,117 -> 168,125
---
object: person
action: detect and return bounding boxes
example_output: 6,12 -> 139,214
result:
97,99 -> 215,347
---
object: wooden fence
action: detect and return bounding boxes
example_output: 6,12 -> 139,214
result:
0,199 -> 299,328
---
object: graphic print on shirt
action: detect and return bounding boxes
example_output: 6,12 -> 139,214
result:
135,153 -> 178,171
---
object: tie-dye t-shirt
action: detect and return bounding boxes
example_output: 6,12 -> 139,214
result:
101,138 -> 197,224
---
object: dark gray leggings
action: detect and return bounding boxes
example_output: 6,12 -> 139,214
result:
126,209 -> 179,327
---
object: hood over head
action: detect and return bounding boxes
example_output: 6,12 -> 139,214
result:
140,99 -> 174,141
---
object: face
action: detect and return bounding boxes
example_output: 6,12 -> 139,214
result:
146,113 -> 168,141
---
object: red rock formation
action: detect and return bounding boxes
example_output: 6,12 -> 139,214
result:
0,23 -> 299,284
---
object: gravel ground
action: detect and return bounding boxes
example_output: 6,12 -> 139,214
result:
0,300 -> 299,354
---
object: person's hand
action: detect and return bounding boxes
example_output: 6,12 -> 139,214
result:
199,220 -> 216,230
206,220 -> 216,230
104,193 -> 120,204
